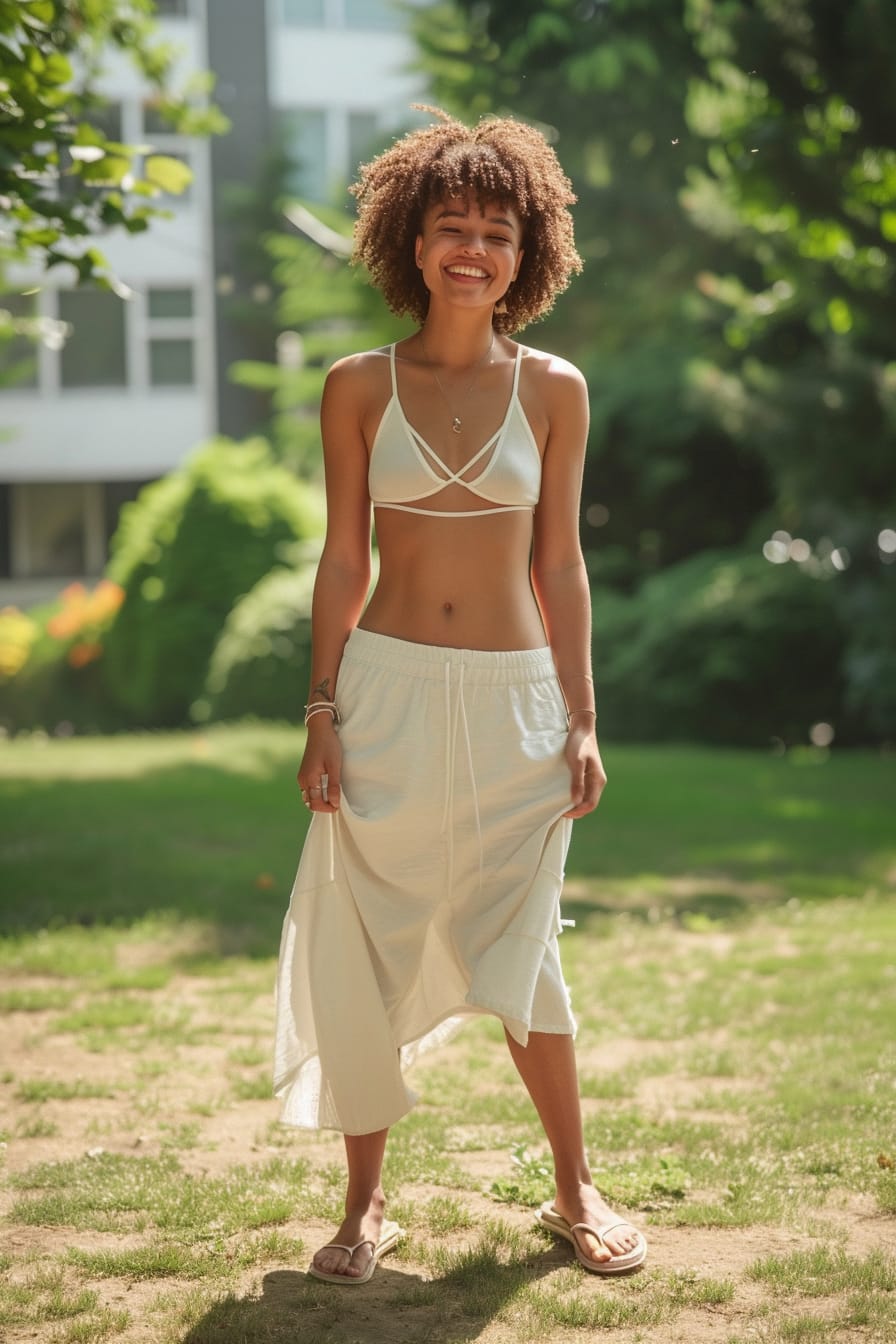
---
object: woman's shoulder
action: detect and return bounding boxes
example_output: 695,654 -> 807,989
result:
326,343 -> 399,389
515,342 -> 587,404
325,345 -> 393,385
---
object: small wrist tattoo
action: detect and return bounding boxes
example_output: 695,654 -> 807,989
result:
309,677 -> 331,703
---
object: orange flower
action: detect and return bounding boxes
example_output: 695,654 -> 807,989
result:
68,641 -> 103,669
47,579 -> 125,645
86,580 -> 125,622
47,610 -> 81,640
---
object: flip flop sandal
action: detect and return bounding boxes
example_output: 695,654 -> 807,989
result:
307,1219 -> 404,1285
535,1202 -> 647,1275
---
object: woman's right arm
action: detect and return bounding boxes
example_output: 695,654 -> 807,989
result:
298,358 -> 373,813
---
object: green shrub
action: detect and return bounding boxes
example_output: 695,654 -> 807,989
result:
593,549 -> 847,746
194,557 -> 317,724
101,438 -> 325,726
839,571 -> 896,740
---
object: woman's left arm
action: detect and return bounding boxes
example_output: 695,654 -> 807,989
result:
530,356 -> 606,820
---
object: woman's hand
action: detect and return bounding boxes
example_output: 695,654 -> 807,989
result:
298,719 -> 342,813
563,718 -> 606,819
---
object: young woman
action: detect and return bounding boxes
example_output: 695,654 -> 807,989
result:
273,110 -> 647,1284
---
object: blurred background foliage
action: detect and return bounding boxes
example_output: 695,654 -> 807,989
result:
414,0 -> 896,742
1,0 -> 894,745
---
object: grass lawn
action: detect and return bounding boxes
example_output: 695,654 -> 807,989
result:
0,724 -> 894,1344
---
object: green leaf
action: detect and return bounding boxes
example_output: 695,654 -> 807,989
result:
880,211 -> 896,243
43,53 -> 72,86
826,298 -> 852,334
20,226 -> 61,247
21,1 -> 55,24
143,155 -> 193,195
73,123 -> 107,147
82,156 -> 130,186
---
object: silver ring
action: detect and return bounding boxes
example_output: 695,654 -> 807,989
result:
320,772 -> 329,802
309,786 -> 321,795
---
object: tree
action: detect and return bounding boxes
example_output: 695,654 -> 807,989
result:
680,0 -> 896,735
414,0 -> 896,738
0,0 -> 226,287
413,0 -> 773,587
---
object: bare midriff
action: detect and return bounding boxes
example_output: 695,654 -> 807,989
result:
359,503 -> 546,650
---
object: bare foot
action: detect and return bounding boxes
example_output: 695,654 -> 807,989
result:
311,1191 -> 385,1280
553,1184 -> 643,1267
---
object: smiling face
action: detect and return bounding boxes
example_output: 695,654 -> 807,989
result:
415,195 -> 524,315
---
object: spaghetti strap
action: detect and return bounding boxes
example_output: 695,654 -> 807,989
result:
388,343 -> 398,395
511,343 -> 523,397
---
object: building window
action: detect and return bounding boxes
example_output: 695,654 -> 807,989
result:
154,0 -> 192,16
148,288 -> 193,320
282,0 -> 325,22
142,100 -> 177,137
58,290 -> 127,388
0,293 -> 39,391
281,108 -> 328,201
282,0 -> 406,27
344,0 -> 404,30
59,100 -> 123,201
8,482 -> 144,581
89,99 -> 124,143
147,286 -> 195,388
150,338 -> 194,386
17,483 -> 87,577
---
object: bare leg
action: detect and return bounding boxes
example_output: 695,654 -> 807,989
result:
311,1127 -> 389,1279
505,1030 -> 642,1266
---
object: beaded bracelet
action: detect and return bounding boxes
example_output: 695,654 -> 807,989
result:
303,700 -> 341,726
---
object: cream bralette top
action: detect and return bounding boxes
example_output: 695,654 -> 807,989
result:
368,343 -> 542,517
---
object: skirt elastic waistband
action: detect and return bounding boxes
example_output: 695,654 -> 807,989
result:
343,627 -> 557,686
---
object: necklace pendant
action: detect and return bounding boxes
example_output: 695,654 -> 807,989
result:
451,417 -> 462,434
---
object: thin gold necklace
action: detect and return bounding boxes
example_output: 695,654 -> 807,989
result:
420,331 -> 495,434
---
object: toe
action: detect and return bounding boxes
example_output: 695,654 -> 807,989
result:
602,1225 -> 640,1256
574,1229 -> 612,1264
313,1246 -> 350,1276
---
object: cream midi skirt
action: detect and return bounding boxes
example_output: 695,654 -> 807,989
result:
273,628 -> 577,1135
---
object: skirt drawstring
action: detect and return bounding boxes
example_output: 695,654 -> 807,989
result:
442,658 -> 484,898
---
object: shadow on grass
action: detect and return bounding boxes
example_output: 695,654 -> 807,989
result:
0,759 -> 308,948
181,1249 -> 562,1344
1,736 -> 893,945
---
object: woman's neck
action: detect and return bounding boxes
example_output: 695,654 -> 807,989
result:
418,309 -> 497,369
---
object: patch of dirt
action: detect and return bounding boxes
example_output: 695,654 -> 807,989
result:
2,977 -> 894,1344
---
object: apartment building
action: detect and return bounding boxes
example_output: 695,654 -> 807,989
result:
0,0 -> 428,605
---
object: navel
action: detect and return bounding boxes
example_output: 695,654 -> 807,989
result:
442,601 -> 454,616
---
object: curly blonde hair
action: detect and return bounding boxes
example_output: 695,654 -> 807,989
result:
350,108 -> 582,335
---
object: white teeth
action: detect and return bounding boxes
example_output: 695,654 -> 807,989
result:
447,266 -> 488,278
